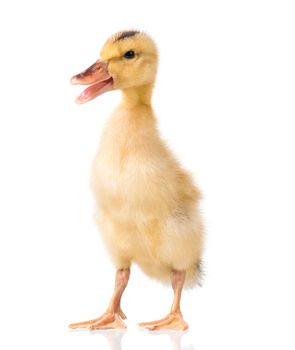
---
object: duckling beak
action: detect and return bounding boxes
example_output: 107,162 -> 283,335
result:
71,60 -> 113,104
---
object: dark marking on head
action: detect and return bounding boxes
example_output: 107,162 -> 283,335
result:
115,30 -> 140,42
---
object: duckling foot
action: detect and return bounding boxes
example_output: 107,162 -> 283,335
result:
139,270 -> 189,331
69,309 -> 127,330
69,268 -> 130,330
138,312 -> 188,331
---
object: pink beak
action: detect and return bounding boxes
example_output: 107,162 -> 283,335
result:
71,60 -> 113,104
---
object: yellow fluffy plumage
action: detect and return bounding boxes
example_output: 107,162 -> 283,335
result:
70,30 -> 203,331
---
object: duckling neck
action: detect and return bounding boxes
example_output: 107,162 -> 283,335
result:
121,84 -> 153,108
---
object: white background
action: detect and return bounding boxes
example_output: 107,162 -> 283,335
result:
0,1 -> 294,349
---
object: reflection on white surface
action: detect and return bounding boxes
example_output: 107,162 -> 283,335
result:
87,329 -> 196,350
90,329 -> 126,349
149,330 -> 196,350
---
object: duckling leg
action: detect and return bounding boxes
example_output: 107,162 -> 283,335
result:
138,270 -> 188,331
69,268 -> 130,330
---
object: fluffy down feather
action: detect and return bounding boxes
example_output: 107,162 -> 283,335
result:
91,103 -> 203,287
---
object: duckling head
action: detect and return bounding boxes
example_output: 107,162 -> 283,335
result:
72,30 -> 158,104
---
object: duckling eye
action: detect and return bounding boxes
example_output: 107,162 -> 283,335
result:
123,50 -> 135,59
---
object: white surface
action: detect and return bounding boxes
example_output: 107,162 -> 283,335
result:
0,1 -> 295,349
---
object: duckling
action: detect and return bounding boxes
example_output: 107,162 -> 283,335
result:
69,30 -> 203,331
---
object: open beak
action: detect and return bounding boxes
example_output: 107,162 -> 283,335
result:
71,60 -> 113,104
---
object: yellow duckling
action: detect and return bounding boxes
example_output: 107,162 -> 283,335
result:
69,30 -> 203,331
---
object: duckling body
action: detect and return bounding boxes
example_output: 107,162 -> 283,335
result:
69,31 -> 203,331
92,102 -> 202,285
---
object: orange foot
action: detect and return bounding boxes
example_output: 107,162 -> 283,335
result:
138,312 -> 188,331
69,309 -> 127,330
